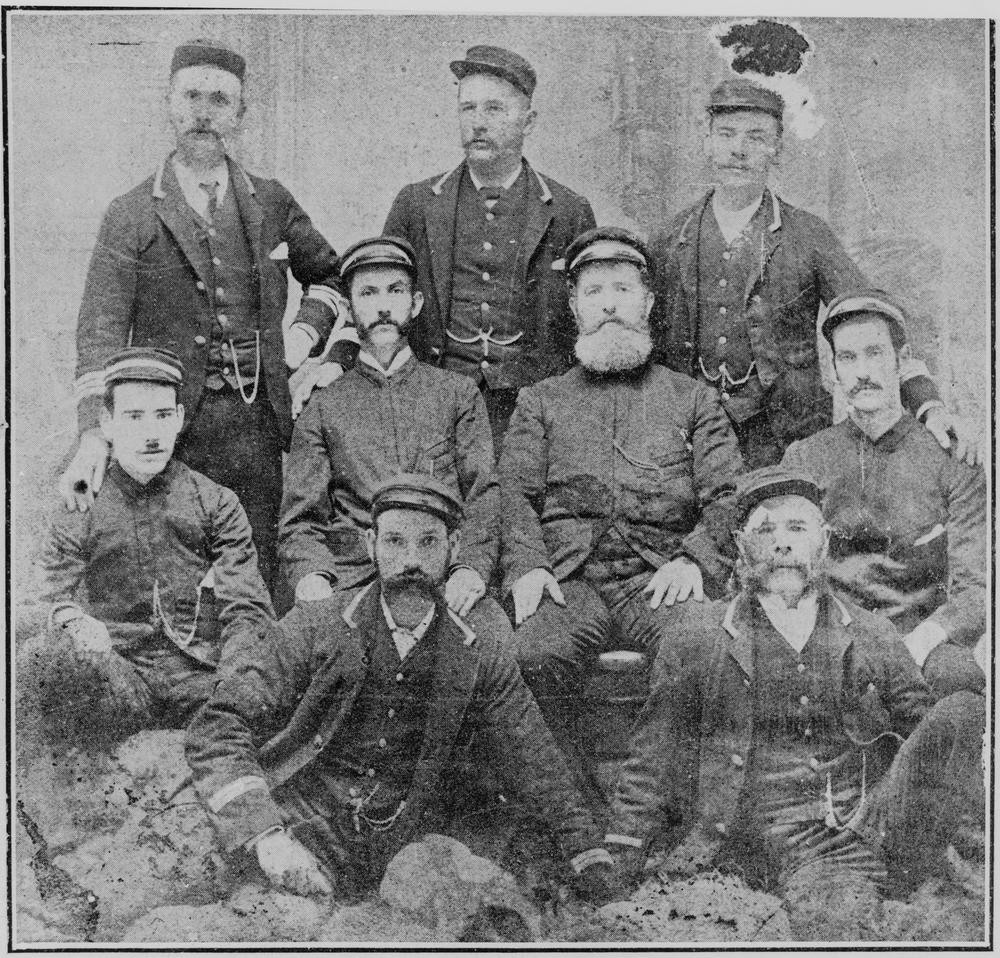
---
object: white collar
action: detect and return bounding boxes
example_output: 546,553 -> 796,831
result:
380,591 -> 436,660
468,162 -> 523,193
756,591 -> 819,655
711,191 -> 763,245
358,345 -> 413,378
171,155 -> 230,214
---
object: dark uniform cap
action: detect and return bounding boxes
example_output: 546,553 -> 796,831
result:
371,473 -> 465,531
820,289 -> 909,348
339,236 -> 418,283
104,347 -> 185,389
171,39 -> 246,82
708,77 -> 784,120
563,226 -> 654,280
733,465 -> 823,530
450,45 -> 537,99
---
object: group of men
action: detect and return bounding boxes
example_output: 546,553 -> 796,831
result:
19,37 -> 988,938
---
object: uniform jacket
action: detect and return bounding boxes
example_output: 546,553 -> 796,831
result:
784,414 -> 987,645
499,363 -> 743,595
40,459 -> 274,667
185,587 -> 601,863
279,353 -> 499,591
609,590 -> 931,863
382,160 -> 596,390
649,189 -> 940,447
75,155 -> 345,448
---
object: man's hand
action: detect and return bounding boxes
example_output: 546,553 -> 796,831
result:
511,568 -> 565,626
445,567 -> 486,618
255,830 -> 333,898
923,407 -> 980,467
59,430 -> 110,512
570,862 -> 622,907
284,323 -> 319,371
903,619 -> 947,669
52,605 -> 114,656
295,573 -> 334,603
290,360 -> 345,420
644,557 -> 704,610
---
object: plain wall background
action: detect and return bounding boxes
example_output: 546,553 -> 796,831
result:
8,13 -> 990,599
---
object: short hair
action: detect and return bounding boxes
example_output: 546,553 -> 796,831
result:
103,380 -> 180,413
709,108 -> 783,141
348,265 -> 416,300
568,262 -> 653,293
830,312 -> 907,357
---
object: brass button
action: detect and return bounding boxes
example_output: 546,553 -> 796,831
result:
867,683 -> 876,693
378,738 -> 387,748
719,306 -> 728,316
208,228 -> 217,238
797,663 -> 806,673
719,279 -> 727,288
482,272 -> 490,281
483,242 -> 493,251
387,708 -> 395,718
715,822 -> 727,835
196,281 -> 206,291
349,787 -> 359,798
721,390 -> 730,401
223,367 -> 232,375
718,335 -> 727,346
799,695 -> 809,706
367,768 -> 376,777
809,756 -> 820,770
396,672 -> 404,683
730,754 -> 744,767
480,360 -> 489,369
194,335 -> 207,346
313,735 -> 323,749
212,256 -> 222,266
480,302 -> 490,313
804,727 -> 813,738
743,678 -> 750,688
486,212 -> 495,222
216,287 -> 225,299
217,314 -> 228,326
753,295 -> 762,304
722,251 -> 731,261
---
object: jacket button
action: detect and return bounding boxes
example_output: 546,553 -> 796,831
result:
367,768 -> 376,777
212,256 -> 222,266
809,756 -> 820,770
196,281 -> 206,291
797,663 -> 806,673
480,360 -> 489,369
313,735 -> 323,749
481,302 -> 490,313
378,738 -> 387,748
482,272 -> 491,282
718,336 -> 727,347
804,727 -> 813,738
753,295 -> 762,304
387,708 -> 395,719
730,754 -> 744,767
718,279 -> 727,289
483,242 -> 493,251
721,391 -> 730,401
486,212 -> 495,222
743,678 -> 750,688
799,695 -> 809,706
194,335 -> 207,346
715,822 -> 727,835
722,251 -> 731,261
396,672 -> 404,683
349,787 -> 359,798
719,306 -> 727,316
867,683 -> 876,693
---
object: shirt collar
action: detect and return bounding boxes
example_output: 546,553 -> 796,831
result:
843,409 -> 916,451
171,154 -> 230,212
756,591 -> 819,654
711,191 -> 764,240
108,457 -> 174,499
468,161 -> 523,193
380,591 -> 436,658
357,345 -> 414,378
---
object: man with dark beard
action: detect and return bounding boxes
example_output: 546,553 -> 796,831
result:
187,475 -> 616,903
280,237 -> 497,617
499,227 -> 743,805
603,467 -> 985,938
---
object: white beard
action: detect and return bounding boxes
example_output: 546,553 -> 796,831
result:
574,324 -> 653,373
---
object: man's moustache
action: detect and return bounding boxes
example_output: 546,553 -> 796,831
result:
849,381 -> 882,397
382,570 -> 443,599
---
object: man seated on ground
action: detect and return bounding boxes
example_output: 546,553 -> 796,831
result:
20,347 -> 274,749
280,237 -> 497,617
498,226 -> 743,810
783,291 -> 987,698
604,467 -> 985,939
186,474 -> 616,903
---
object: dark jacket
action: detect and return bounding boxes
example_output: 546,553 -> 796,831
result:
499,363 -> 742,594
382,160 -> 596,390
279,353 -> 499,591
74,155 -> 346,448
185,587 -> 601,862
649,189 -> 940,447
609,590 -> 931,863
783,414 -> 987,645
40,459 -> 274,667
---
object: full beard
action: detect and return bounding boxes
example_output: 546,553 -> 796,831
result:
574,324 -> 653,374
382,570 -> 446,625
736,557 -> 825,605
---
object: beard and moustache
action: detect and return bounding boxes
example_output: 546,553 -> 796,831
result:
574,321 -> 653,374
382,568 -> 447,624
735,551 -> 826,603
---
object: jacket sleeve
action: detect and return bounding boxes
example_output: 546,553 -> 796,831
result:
185,612 -> 315,852
382,185 -> 416,246
453,384 -> 500,584
549,197 -> 598,372
609,617 -> 704,846
471,608 -> 603,862
931,460 -> 987,645
278,396 -> 341,590
648,217 -> 694,376
210,487 -> 276,646
75,197 -> 141,433
497,386 -> 554,591
678,382 -> 743,590
38,508 -> 91,608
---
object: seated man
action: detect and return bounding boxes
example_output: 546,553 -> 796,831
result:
783,291 -> 987,698
280,237 -> 497,617
499,226 -> 743,800
20,347 -> 274,748
605,467 -> 984,938
186,474 -> 616,902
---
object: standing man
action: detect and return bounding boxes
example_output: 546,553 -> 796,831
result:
499,227 -> 742,796
783,291 -> 987,698
605,467 -> 984,936
280,237 -> 498,615
187,475 -> 615,903
60,39 -> 351,603
650,77 -> 976,469
383,45 -> 596,439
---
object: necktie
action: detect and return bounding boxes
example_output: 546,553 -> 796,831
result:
480,186 -> 503,210
199,180 -> 219,223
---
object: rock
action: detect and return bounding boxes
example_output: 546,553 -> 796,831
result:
378,833 -> 541,941
318,901 -> 439,943
880,876 -> 986,942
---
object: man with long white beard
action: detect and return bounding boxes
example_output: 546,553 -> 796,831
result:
603,467 -> 985,938
498,227 -> 743,807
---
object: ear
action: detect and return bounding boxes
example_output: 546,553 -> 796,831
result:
897,342 -> 912,368
100,406 -> 114,443
522,108 -> 537,140
176,403 -> 185,431
567,285 -> 580,325
410,290 -> 424,319
448,528 -> 462,566
643,285 -> 655,322
364,527 -> 377,564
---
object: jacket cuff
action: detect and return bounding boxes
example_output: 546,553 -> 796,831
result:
570,848 -> 615,873
77,394 -> 104,434
899,374 -> 939,416
209,784 -> 285,854
327,340 -> 359,369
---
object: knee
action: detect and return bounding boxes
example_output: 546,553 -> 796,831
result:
923,643 -> 986,699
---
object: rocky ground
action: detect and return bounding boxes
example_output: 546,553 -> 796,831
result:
12,729 -> 987,946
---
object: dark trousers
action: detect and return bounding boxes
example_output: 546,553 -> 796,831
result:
175,385 -> 289,613
483,387 -> 520,448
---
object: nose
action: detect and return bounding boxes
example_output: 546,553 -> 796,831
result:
729,136 -> 747,158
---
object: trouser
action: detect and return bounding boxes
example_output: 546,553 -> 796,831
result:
482,387 -> 520,446
176,384 -> 289,613
729,410 -> 786,470
507,578 -> 672,813
922,642 -> 986,698
16,626 -> 217,750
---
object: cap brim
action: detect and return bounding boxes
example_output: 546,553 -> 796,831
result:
736,479 -> 822,526
449,59 -> 531,97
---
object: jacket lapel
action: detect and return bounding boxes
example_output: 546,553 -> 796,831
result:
425,164 -> 463,330
743,189 -> 783,304
229,158 -> 264,258
674,192 -> 711,347
512,162 -> 554,283
152,157 -> 215,296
